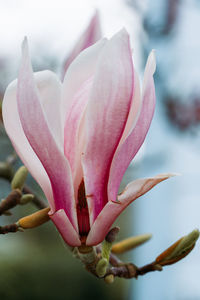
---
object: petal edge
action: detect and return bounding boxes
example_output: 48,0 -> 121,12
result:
86,173 -> 175,245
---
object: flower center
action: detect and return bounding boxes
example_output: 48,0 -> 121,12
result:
77,179 -> 90,243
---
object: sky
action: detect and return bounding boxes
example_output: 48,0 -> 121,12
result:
0,0 -> 143,65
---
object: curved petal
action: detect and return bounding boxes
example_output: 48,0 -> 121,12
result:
3,71 -> 63,211
117,70 -> 141,147
64,78 -> 92,178
108,51 -> 156,203
17,38 -> 78,231
86,173 -> 174,246
36,71 -> 63,148
62,11 -> 101,79
50,209 -> 81,246
82,29 -> 134,225
61,38 -> 107,131
3,78 -> 54,210
64,77 -> 93,199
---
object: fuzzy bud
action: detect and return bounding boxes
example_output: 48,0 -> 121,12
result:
11,166 -> 28,191
104,274 -> 114,284
105,227 -> 120,243
112,233 -> 152,254
20,194 -> 34,205
96,258 -> 108,277
156,229 -> 200,266
17,207 -> 50,229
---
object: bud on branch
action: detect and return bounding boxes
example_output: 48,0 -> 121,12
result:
156,229 -> 200,266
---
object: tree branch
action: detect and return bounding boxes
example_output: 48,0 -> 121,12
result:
0,189 -> 22,215
0,223 -> 19,234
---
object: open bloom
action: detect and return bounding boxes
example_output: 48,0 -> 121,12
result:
3,29 -> 172,246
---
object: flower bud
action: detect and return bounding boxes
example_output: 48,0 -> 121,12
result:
11,166 -> 28,191
112,233 -> 152,254
17,207 -> 50,229
104,274 -> 114,284
96,258 -> 108,277
156,229 -> 200,266
20,194 -> 34,205
105,227 -> 120,243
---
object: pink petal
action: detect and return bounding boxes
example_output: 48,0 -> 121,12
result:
86,173 -> 174,245
117,70 -> 141,147
62,11 -> 101,79
36,71 -> 63,148
3,76 -> 54,210
64,78 -> 93,199
17,38 -> 78,231
50,209 -> 81,246
108,51 -> 156,203
82,29 -> 134,225
61,38 -> 107,131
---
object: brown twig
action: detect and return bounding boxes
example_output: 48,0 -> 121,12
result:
0,185 -> 46,215
109,252 -> 123,267
106,261 -> 162,279
0,189 -> 22,215
0,223 -> 19,234
97,244 -> 163,279
107,263 -> 137,279
136,262 -> 163,276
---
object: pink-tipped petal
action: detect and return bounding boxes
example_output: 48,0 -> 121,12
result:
17,38 -> 78,231
62,11 -> 101,79
3,79 -> 54,210
61,38 -> 107,130
50,209 -> 81,246
118,173 -> 175,202
86,173 -> 174,245
64,78 -> 93,197
3,70 -> 62,209
82,29 -> 134,225
36,71 -> 63,148
108,51 -> 156,203
118,70 -> 141,146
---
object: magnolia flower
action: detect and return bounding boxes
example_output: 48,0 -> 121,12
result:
3,29 -> 172,247
62,11 -> 101,79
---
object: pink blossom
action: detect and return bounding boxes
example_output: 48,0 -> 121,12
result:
62,11 -> 101,80
2,29 -> 173,246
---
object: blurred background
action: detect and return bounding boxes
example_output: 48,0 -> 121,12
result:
0,0 -> 200,299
